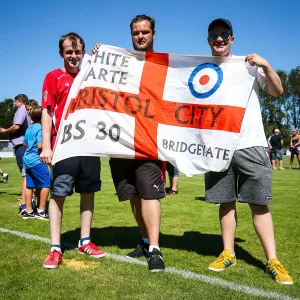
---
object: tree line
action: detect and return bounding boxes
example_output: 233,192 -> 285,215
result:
260,66 -> 300,144
1,66 -> 299,144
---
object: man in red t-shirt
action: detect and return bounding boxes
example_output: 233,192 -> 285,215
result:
40,32 -> 104,269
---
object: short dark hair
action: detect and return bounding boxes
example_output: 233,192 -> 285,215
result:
14,94 -> 28,104
30,107 -> 42,123
130,14 -> 155,32
29,99 -> 38,108
59,32 -> 85,52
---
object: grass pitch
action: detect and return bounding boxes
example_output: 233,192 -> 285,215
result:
0,157 -> 299,299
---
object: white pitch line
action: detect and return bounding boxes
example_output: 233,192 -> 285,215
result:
0,227 -> 296,300
0,187 -> 20,191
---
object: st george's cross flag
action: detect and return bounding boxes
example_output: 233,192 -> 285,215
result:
52,45 -> 257,176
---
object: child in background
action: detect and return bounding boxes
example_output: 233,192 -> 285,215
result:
29,99 -> 38,108
22,107 -> 50,220
25,100 -> 39,205
25,102 -> 33,117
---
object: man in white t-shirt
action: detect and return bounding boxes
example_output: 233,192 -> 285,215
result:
204,18 -> 293,285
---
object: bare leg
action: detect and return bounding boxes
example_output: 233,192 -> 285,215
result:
80,193 -> 94,239
38,188 -> 50,211
20,176 -> 26,205
49,195 -> 65,245
249,203 -> 276,260
279,160 -> 284,169
171,176 -> 179,192
130,195 -> 148,238
141,199 -> 161,246
220,201 -> 236,254
271,159 -> 276,169
289,155 -> 294,168
25,188 -> 33,211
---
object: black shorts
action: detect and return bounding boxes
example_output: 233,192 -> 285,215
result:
52,156 -> 101,197
110,158 -> 166,201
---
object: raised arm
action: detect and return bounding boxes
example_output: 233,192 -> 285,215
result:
245,53 -> 283,97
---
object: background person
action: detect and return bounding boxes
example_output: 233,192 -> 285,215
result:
268,129 -> 285,170
0,167 -> 8,183
22,107 -> 50,221
0,94 -> 31,214
166,162 -> 179,195
204,18 -> 292,285
289,129 -> 300,169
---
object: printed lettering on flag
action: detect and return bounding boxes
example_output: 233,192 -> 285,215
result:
52,45 -> 257,176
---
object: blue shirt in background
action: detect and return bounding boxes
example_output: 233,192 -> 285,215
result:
23,123 -> 42,169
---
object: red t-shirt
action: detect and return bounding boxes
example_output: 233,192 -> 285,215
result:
41,68 -> 77,148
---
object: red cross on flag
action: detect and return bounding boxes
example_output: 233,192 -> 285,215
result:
52,45 -> 257,176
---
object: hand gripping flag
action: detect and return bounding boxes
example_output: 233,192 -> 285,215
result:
52,45 -> 257,176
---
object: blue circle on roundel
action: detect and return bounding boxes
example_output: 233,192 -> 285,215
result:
188,63 -> 223,98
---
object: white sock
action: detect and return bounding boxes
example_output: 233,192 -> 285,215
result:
149,245 -> 160,252
37,209 -> 45,213
51,245 -> 61,252
79,237 -> 91,246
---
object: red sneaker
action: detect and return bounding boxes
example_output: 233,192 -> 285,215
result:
43,250 -> 63,269
78,241 -> 105,258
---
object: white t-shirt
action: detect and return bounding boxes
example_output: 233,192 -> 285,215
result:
234,56 -> 268,150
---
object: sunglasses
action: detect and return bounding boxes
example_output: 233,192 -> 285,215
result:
208,32 -> 231,41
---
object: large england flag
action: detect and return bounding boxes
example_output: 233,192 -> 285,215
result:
52,45 -> 257,176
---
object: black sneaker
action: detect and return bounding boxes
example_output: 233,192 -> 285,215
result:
35,211 -> 49,221
18,204 -> 26,215
148,248 -> 165,272
126,240 -> 149,258
32,199 -> 37,213
23,211 -> 35,220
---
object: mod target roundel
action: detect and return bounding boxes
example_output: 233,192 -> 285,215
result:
188,63 -> 223,98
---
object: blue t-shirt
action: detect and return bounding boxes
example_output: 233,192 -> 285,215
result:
23,123 -> 42,169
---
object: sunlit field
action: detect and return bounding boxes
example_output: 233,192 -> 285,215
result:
0,157 -> 299,299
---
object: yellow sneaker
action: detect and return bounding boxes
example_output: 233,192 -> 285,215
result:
208,250 -> 236,272
266,259 -> 293,285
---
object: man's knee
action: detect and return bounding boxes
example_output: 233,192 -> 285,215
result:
249,203 -> 270,215
51,195 -> 65,204
80,193 -> 95,202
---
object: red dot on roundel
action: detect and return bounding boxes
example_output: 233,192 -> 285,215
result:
199,75 -> 210,85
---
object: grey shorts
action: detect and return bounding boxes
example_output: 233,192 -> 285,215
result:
205,147 -> 272,205
51,156 -> 101,197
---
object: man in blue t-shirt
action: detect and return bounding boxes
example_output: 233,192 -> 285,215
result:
22,107 -> 50,220
268,129 -> 285,170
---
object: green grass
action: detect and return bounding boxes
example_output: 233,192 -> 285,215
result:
0,157 -> 299,299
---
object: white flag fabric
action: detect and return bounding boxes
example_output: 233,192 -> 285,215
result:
52,45 -> 257,176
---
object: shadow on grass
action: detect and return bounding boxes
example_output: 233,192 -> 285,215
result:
61,226 -> 264,270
